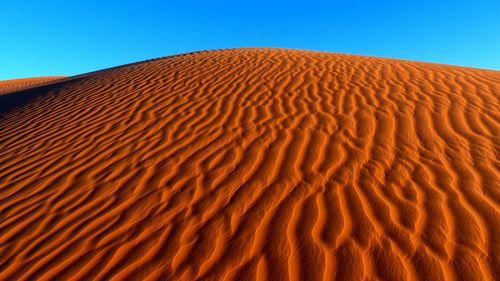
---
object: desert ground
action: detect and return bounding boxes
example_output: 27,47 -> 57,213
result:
0,76 -> 65,95
0,48 -> 499,281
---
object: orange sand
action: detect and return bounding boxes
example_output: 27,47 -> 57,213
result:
0,49 -> 499,281
0,76 -> 65,95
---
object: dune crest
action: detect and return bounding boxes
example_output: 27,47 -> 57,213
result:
0,76 -> 66,95
0,48 -> 499,281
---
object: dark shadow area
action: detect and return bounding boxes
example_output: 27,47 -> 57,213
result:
0,79 -> 77,117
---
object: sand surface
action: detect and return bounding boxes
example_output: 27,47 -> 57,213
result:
0,76 -> 65,95
0,48 -> 499,281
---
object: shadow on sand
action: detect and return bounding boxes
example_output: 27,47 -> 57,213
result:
0,79 -> 76,117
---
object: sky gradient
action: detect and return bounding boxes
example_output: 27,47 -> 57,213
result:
1,0 -> 499,79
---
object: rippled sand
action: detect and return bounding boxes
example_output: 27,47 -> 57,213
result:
1,49 -> 499,281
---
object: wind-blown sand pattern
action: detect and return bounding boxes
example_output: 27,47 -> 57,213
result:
0,48 -> 499,281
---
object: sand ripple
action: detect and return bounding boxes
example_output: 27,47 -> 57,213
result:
0,49 -> 499,280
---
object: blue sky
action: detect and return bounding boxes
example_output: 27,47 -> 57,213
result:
1,0 -> 499,79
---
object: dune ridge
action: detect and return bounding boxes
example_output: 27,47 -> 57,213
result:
0,76 -> 66,95
0,48 -> 499,281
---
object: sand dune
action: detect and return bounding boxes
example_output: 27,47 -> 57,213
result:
0,76 -> 65,95
0,48 -> 499,281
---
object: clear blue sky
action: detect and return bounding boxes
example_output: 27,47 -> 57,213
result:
1,0 -> 499,79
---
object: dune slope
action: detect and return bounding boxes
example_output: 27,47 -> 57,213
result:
0,76 -> 66,95
0,48 -> 499,281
